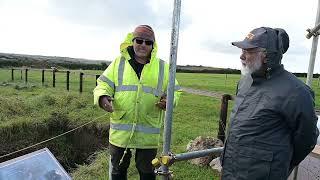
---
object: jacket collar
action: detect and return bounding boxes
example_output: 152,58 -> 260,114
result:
251,64 -> 284,83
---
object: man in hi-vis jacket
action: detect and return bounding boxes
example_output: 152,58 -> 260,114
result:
94,25 -> 181,180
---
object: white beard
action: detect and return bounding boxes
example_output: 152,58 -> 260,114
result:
241,57 -> 262,76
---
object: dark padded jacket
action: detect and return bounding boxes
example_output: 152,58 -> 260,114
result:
221,65 -> 319,180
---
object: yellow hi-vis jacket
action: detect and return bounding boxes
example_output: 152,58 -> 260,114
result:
93,32 -> 182,149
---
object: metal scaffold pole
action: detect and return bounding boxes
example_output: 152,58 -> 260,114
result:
161,0 -> 181,179
306,0 -> 320,87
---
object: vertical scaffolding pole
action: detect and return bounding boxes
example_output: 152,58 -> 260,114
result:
161,0 -> 181,179
292,2 -> 320,178
306,0 -> 320,87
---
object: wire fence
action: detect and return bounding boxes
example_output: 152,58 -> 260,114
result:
2,68 -> 102,93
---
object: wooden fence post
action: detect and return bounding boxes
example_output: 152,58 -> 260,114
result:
79,72 -> 84,93
25,69 -> 28,83
42,70 -> 45,86
217,94 -> 232,142
225,74 -> 228,87
11,69 -> 14,81
53,70 -> 56,87
20,69 -> 22,80
96,74 -> 100,86
66,71 -> 70,91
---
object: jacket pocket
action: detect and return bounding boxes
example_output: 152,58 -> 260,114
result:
111,110 -> 126,120
235,146 -> 273,180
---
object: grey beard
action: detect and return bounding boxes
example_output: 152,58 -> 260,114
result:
241,58 -> 262,76
241,65 -> 252,76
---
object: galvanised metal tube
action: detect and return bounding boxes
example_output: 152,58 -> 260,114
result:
161,0 -> 181,179
306,0 -> 320,87
306,23 -> 320,39
174,147 -> 224,162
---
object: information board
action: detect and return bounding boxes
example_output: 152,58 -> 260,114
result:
0,148 -> 71,180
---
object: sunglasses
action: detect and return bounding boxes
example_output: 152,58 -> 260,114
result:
134,38 -> 154,46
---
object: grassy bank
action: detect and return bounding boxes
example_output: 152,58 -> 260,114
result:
0,84 -> 109,170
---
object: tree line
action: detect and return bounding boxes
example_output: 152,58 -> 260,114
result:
0,58 -> 318,78
0,60 -> 109,70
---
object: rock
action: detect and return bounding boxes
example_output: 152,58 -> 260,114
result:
186,136 -> 223,166
210,157 -> 222,172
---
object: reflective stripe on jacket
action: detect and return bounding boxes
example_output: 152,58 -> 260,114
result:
93,32 -> 182,149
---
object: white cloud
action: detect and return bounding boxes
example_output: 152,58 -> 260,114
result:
0,0 -> 319,73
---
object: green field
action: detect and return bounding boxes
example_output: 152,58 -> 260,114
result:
1,69 -> 319,106
0,68 -> 319,180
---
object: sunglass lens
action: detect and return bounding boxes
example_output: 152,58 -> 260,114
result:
145,40 -> 153,46
135,39 -> 143,44
135,39 -> 153,46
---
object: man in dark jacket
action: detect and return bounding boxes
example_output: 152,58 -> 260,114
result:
221,27 -> 319,180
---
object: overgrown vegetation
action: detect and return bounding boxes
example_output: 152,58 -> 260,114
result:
0,85 -> 109,171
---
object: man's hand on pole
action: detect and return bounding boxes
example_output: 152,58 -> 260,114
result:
99,95 -> 114,112
156,95 -> 167,110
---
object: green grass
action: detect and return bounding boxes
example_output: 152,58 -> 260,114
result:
176,73 -> 239,95
0,68 -> 319,180
71,151 -> 109,180
0,83 -> 108,126
1,69 -> 319,107
176,72 -> 320,109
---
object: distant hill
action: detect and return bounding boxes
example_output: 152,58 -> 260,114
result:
0,52 -> 242,74
0,53 -> 110,70
176,65 -> 240,74
0,52 -> 318,77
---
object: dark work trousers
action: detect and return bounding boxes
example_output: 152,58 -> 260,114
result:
109,143 -> 157,180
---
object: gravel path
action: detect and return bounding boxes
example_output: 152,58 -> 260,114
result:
182,87 -> 320,115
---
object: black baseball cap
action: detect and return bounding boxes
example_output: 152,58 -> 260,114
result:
232,27 -> 289,54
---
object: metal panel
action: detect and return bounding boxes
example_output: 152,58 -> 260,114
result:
0,148 -> 71,180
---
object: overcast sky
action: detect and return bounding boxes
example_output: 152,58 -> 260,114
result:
0,0 -> 319,73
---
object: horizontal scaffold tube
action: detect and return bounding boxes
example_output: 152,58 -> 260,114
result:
174,147 -> 224,162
